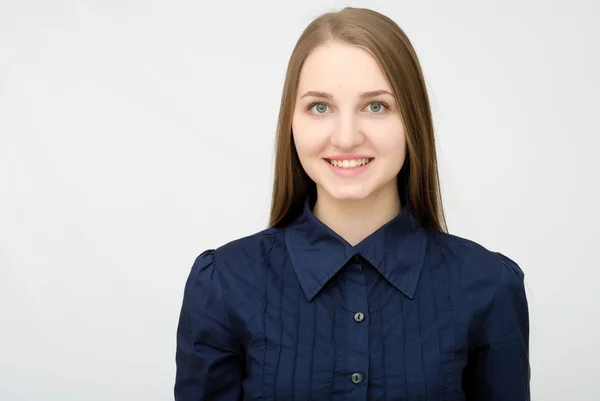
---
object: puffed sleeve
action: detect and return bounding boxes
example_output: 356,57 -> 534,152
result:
174,250 -> 243,400
463,253 -> 531,400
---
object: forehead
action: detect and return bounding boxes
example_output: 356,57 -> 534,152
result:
297,41 -> 391,94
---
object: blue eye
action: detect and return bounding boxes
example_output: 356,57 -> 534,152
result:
367,102 -> 386,113
310,103 -> 329,114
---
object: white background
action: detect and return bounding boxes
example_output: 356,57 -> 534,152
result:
1,0 -> 599,400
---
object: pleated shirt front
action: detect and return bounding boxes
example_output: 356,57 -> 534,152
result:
175,199 -> 530,400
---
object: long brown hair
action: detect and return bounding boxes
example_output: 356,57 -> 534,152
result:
269,7 -> 447,232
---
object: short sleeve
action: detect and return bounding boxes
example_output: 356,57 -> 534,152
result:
463,253 -> 531,400
174,250 -> 243,400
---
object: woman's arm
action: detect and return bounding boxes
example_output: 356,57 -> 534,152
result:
463,253 -> 530,400
174,250 -> 243,400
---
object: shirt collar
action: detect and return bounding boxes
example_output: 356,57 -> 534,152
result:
285,197 -> 428,301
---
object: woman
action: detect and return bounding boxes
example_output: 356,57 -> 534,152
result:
174,7 -> 530,401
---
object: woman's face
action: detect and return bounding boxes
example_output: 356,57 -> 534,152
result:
292,40 -> 407,203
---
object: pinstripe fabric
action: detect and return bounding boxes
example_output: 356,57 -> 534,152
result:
175,198 -> 530,400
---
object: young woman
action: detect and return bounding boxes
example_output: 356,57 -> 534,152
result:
174,7 -> 530,401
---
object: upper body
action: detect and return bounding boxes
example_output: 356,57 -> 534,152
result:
174,6 -> 530,400
174,198 -> 530,400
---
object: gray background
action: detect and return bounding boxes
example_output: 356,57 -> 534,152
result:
1,0 -> 599,400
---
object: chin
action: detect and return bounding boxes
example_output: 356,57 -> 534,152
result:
322,185 -> 374,202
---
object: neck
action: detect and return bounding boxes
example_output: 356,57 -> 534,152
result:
313,185 -> 402,246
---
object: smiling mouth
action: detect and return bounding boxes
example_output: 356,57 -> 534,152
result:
325,158 -> 373,169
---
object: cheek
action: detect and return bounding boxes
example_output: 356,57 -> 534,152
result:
292,113 -> 329,158
371,119 -> 406,156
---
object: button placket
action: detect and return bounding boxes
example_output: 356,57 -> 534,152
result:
344,254 -> 369,392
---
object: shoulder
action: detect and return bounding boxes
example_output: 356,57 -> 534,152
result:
214,226 -> 282,268
429,232 -> 529,349
182,227 -> 284,312
189,226 -> 284,287
431,230 -> 524,278
428,231 -> 526,304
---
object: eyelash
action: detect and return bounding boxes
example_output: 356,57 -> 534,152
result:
306,100 -> 391,113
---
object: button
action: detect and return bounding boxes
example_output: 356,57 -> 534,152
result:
351,372 -> 363,384
354,312 -> 365,323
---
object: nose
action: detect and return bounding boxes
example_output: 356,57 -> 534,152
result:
330,112 -> 365,149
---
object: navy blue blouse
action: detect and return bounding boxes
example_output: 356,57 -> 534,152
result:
174,199 -> 530,400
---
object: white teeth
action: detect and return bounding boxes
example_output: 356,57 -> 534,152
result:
327,158 -> 371,168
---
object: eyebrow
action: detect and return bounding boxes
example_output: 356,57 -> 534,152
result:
299,89 -> 394,100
